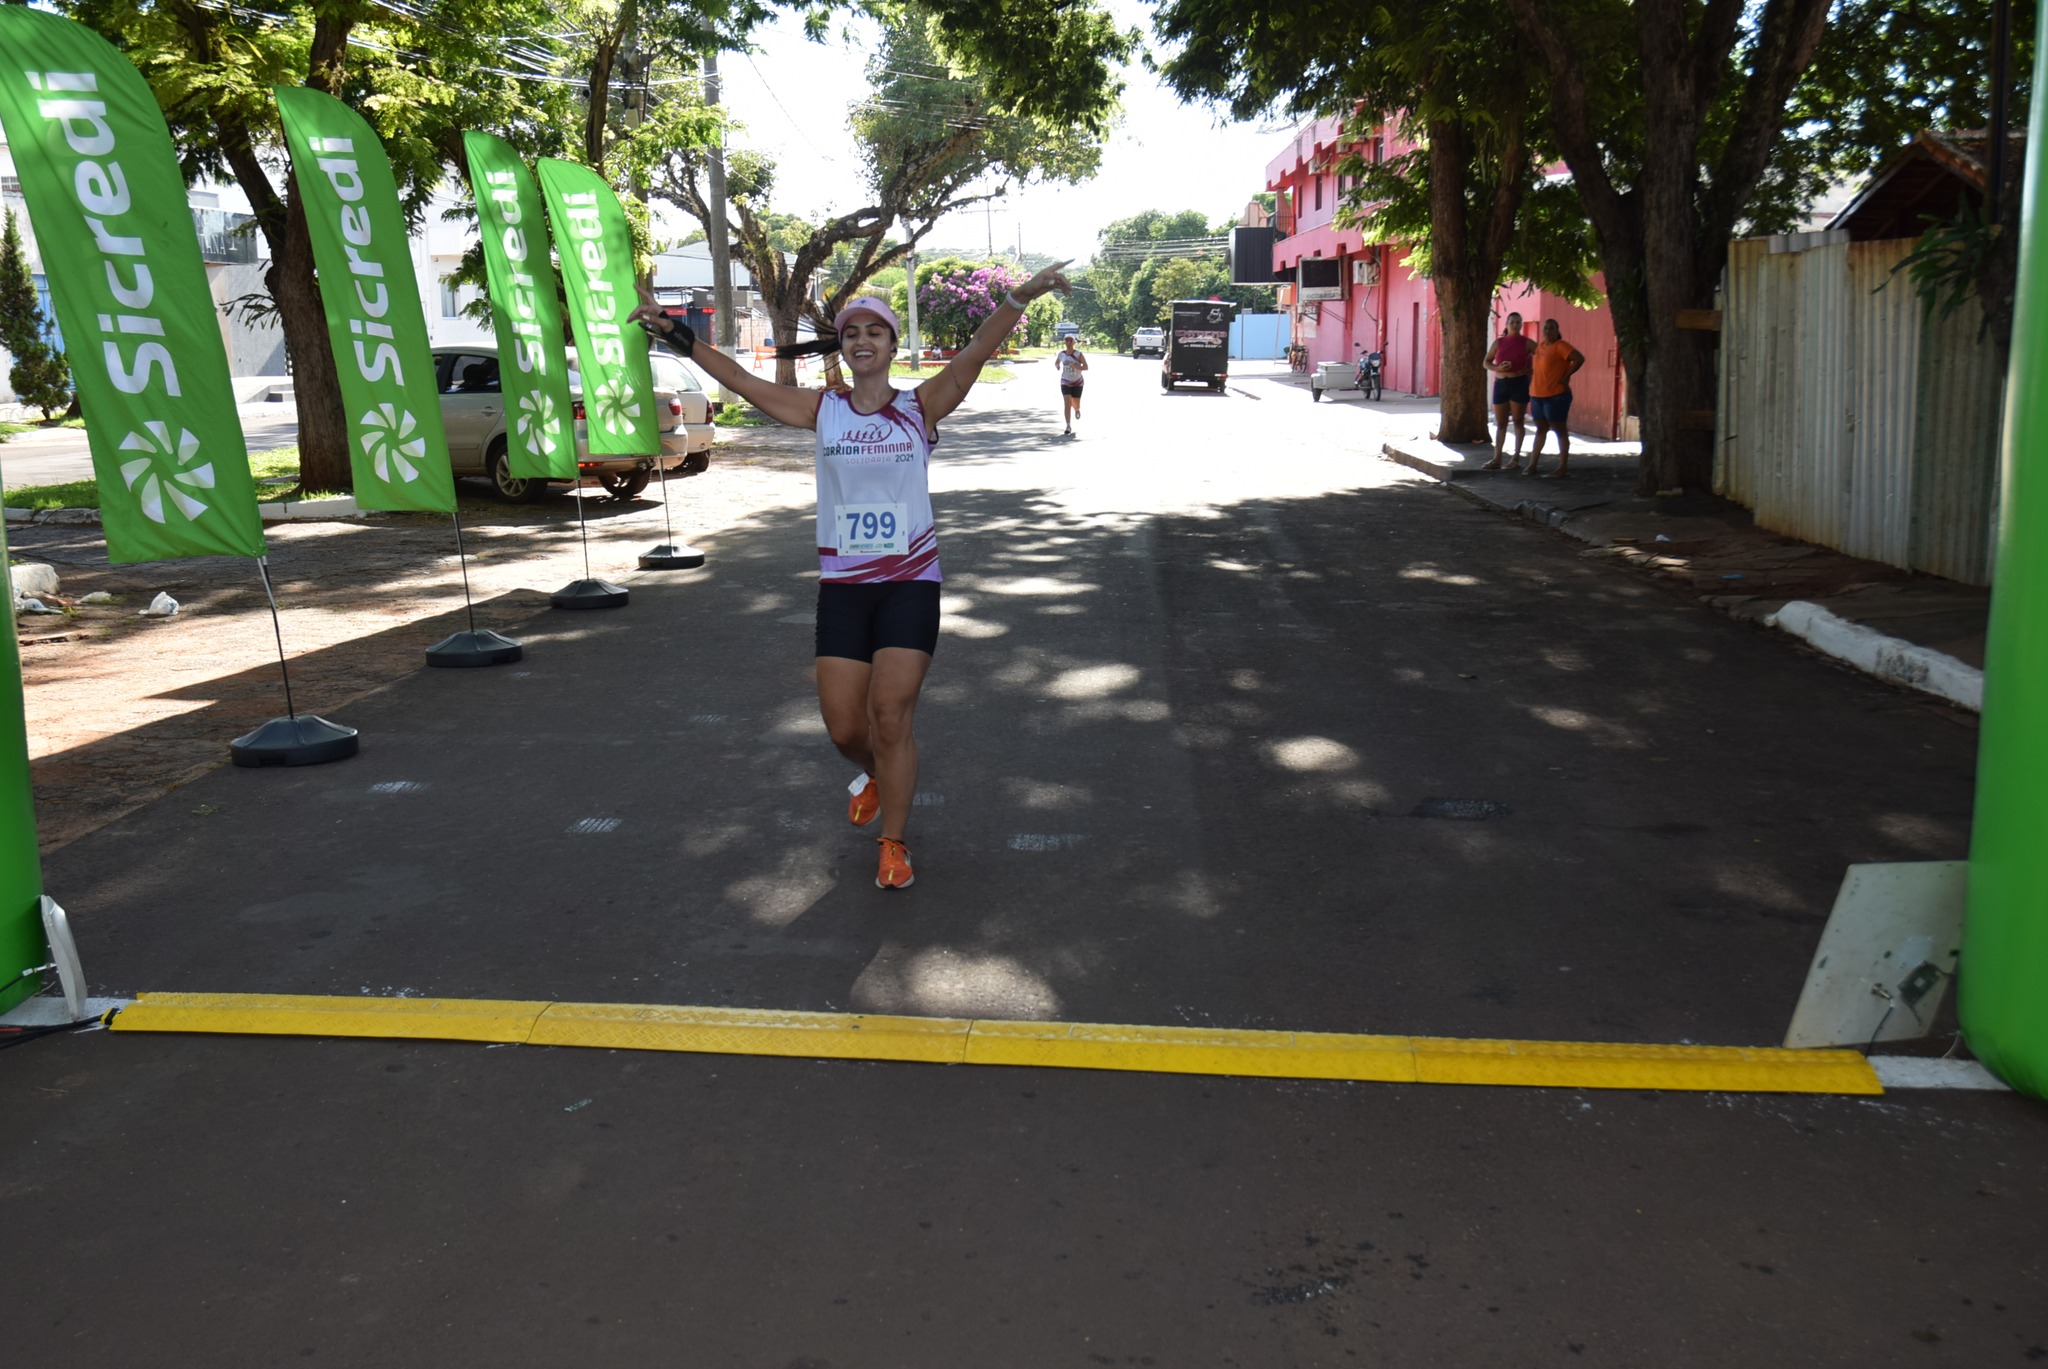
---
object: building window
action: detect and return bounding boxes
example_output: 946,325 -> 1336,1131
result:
441,279 -> 464,318
1314,175 -> 1323,212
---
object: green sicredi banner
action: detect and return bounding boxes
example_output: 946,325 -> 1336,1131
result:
537,159 -> 659,456
463,133 -> 576,479
0,516 -> 45,1013
275,86 -> 455,513
0,8 -> 265,565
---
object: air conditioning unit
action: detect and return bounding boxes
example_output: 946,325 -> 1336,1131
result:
1353,255 -> 1380,286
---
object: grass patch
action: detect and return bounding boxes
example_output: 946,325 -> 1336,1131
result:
4,480 -> 100,511
56,416 -> 85,429
2,444 -> 344,510
713,409 -> 770,428
889,362 -> 1015,384
0,421 -> 32,442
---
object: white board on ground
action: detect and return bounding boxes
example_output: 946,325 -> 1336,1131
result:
1784,862 -> 1965,1049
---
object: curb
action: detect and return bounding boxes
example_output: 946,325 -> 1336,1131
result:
1764,600 -> 1983,712
5,498 -> 362,525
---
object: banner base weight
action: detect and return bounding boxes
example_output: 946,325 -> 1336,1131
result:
231,715 -> 359,767
551,579 -> 629,610
639,543 -> 706,570
424,629 -> 523,668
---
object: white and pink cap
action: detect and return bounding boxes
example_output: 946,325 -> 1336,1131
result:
832,296 -> 901,338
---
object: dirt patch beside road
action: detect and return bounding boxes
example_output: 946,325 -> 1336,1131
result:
14,428 -> 816,851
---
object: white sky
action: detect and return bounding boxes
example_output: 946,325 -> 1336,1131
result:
708,0 -> 1296,266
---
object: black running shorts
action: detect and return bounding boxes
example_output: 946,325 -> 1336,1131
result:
815,579 -> 942,661
1060,381 -> 1084,398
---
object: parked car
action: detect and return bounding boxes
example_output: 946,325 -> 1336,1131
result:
647,350 -> 725,472
1131,326 -> 1165,358
432,345 -> 714,502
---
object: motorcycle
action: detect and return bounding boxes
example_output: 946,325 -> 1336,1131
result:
1355,346 -> 1384,402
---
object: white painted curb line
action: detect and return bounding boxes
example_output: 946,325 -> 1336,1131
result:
1869,1056 -> 2012,1091
1763,600 -> 1983,712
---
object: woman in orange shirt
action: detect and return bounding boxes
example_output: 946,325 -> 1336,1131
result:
1526,318 -> 1586,477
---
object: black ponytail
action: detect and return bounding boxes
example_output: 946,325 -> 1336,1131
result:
774,333 -> 841,360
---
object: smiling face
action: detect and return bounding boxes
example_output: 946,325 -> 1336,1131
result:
838,314 -> 896,377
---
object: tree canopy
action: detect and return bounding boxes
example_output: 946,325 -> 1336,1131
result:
649,7 -> 1115,380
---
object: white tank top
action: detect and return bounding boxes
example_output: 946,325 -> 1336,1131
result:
814,389 -> 940,583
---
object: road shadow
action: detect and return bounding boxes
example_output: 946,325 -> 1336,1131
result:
35,464 -> 1978,1049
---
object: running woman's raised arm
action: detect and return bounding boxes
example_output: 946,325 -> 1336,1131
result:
628,301 -> 825,431
916,260 -> 1072,428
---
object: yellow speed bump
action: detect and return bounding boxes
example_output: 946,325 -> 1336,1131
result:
108,992 -> 1883,1095
113,991 -> 548,1043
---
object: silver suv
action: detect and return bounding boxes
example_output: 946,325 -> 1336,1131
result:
433,345 -> 715,502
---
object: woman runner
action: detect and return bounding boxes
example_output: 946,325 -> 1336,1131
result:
629,262 -> 1072,889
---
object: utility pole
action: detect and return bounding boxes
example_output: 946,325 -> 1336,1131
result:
905,245 -> 923,370
703,50 -> 739,388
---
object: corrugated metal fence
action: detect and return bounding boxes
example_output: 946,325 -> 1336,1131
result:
1718,235 -> 2005,585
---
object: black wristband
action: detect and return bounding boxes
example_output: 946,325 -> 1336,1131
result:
639,313 -> 697,358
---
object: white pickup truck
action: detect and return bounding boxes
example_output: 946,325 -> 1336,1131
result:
1131,326 -> 1165,358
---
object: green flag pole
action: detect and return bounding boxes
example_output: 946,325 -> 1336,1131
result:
1,514 -> 46,1015
534,159 -> 651,610
1961,6 -> 2048,1099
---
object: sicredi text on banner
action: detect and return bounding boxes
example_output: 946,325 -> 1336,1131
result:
306,135 -> 407,387
30,71 -> 181,398
557,191 -> 628,368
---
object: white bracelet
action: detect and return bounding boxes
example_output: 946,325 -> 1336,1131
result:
1004,291 -> 1028,311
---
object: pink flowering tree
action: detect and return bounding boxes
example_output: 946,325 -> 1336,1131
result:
915,259 -> 1027,350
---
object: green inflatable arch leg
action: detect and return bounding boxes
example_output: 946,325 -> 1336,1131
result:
1,511 -> 47,1015
1962,11 -> 2048,1099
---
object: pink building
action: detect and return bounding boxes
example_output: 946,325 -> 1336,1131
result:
1265,115 -> 1632,440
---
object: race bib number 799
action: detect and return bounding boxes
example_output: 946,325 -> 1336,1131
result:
836,502 -> 907,556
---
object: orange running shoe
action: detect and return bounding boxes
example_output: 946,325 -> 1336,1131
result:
875,836 -> 914,889
848,773 -> 879,827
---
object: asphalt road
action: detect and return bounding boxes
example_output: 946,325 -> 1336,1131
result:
6,355 -> 2041,1365
1,400 -> 303,491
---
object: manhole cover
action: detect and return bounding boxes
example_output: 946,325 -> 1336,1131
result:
1410,797 -> 1513,820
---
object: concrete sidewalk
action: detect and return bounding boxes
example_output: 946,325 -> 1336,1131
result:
4,362 -> 2040,1365
1385,434 -> 1992,711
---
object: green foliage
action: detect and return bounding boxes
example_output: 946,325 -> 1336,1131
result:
1336,145 -> 1598,304
891,0 -> 1136,137
0,209 -> 71,420
1022,292 -> 1064,347
1890,203 -> 2004,326
1766,0 -> 2036,234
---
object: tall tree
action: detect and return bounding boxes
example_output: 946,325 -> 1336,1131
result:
0,208 -> 72,420
1157,0 -> 1566,444
1504,0 -> 1832,492
63,0 -> 582,493
649,9 -> 1115,382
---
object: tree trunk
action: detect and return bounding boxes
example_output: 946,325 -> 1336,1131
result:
770,297 -> 806,387
1633,234 -> 1717,493
269,173 -> 353,496
1427,117 -> 1485,443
